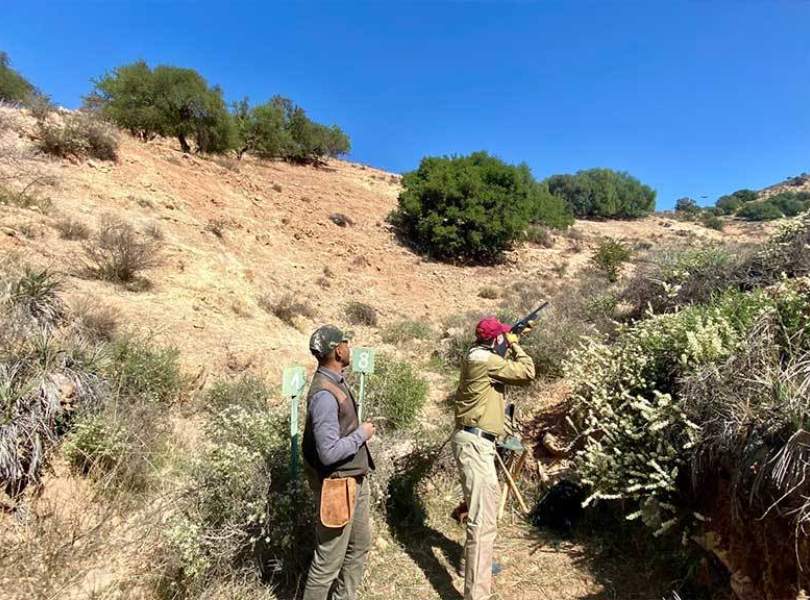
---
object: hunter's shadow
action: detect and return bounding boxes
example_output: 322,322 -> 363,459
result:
386,445 -> 463,600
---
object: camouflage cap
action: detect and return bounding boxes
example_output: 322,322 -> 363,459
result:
309,325 -> 349,358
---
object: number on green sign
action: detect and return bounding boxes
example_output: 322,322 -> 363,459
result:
282,366 -> 307,397
352,347 -> 376,374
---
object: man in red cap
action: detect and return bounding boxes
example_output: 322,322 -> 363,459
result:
453,315 -> 535,600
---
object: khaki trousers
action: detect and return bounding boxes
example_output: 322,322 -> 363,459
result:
303,476 -> 371,600
452,429 -> 500,600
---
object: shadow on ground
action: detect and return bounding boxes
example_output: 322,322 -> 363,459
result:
386,443 -> 464,600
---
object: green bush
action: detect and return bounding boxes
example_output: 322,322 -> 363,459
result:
700,213 -> 724,230
737,201 -> 784,221
768,191 -> 810,217
545,168 -> 656,219
531,183 -> 575,229
62,400 -> 166,494
525,224 -> 554,248
591,238 -> 632,282
0,52 -> 36,104
363,355 -> 428,431
381,319 -> 433,344
164,388 -> 313,596
565,288 -> 784,532
107,335 -> 183,403
621,245 -> 741,318
391,152 -> 542,262
203,374 -> 271,414
674,197 -> 699,214
715,194 -> 743,215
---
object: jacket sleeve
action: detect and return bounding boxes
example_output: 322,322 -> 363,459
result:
487,342 -> 535,385
309,390 -> 368,466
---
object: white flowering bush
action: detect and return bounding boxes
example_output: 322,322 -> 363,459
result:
163,380 -> 313,597
566,288 -> 778,534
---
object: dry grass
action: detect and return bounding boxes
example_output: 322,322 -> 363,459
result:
345,300 -> 378,326
83,215 -> 161,284
258,292 -> 315,326
54,217 -> 91,240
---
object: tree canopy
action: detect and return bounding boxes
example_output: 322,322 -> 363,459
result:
545,168 -> 656,219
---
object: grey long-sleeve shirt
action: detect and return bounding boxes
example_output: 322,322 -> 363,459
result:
309,368 -> 369,466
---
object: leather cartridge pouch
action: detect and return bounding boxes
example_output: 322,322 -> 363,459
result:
320,476 -> 358,528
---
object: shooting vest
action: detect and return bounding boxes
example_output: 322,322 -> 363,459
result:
302,369 -> 373,479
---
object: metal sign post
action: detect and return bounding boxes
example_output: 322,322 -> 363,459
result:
351,347 -> 376,421
282,366 -> 307,479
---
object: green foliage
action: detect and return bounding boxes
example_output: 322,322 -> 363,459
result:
363,355 -> 428,431
674,197 -> 699,214
565,288 -> 784,533
699,213 -> 724,231
92,61 -> 235,154
531,183 -> 575,229
737,201 -> 784,221
715,189 -> 763,215
622,245 -> 740,318
591,238 -> 632,282
729,188 -> 758,204
768,191 -> 810,217
35,112 -> 118,161
0,52 -> 36,104
524,224 -> 555,247
107,335 -> 182,403
381,319 -> 433,344
164,382 -> 313,595
715,194 -> 743,215
345,301 -> 378,326
545,168 -> 656,219
391,152 -> 543,262
62,400 -> 166,494
203,374 -> 271,414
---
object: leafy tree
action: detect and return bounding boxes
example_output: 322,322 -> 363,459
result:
233,96 -> 350,163
730,189 -> 758,203
233,98 -> 287,159
392,152 -> 539,263
88,61 -> 162,141
715,194 -> 743,215
545,168 -> 655,219
769,191 -> 810,217
0,52 -> 37,105
675,197 -> 700,214
91,62 -> 235,154
737,201 -> 784,221
532,183 -> 575,229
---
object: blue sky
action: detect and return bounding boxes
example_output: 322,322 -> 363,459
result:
4,1 -> 810,209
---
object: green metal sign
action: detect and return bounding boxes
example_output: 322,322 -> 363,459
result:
351,347 -> 376,374
282,366 -> 307,479
282,366 -> 307,398
351,347 -> 376,421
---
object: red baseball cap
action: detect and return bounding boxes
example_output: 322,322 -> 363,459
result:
475,316 -> 511,341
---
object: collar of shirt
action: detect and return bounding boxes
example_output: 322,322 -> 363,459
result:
316,366 -> 345,384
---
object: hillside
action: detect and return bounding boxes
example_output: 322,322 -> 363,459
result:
2,106 -> 790,600
0,106 -> 768,381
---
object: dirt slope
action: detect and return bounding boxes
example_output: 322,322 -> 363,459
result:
0,107 -> 768,386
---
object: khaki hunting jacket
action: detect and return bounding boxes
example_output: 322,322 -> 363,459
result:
454,342 -> 535,437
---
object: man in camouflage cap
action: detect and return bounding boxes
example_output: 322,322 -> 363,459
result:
302,325 -> 375,600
